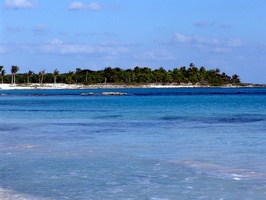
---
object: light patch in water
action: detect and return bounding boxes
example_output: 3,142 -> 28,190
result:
175,160 -> 265,180
0,187 -> 53,200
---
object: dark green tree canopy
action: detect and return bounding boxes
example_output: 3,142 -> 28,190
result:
0,64 -> 241,86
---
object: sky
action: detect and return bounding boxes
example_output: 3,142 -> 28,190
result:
1,0 -> 266,83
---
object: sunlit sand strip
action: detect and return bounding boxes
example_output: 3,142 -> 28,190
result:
0,83 -> 188,90
0,83 -> 242,90
0,83 -> 85,90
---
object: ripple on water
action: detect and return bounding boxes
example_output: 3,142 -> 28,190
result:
175,160 -> 266,180
0,187 -> 53,200
160,114 -> 265,124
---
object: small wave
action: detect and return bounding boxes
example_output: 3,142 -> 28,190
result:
93,114 -> 123,119
0,126 -> 22,132
160,116 -> 182,121
208,116 -> 264,124
160,116 -> 194,122
160,114 -> 265,124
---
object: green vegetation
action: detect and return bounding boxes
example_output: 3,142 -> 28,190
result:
0,64 -> 241,86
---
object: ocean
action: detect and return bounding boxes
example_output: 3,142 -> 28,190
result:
0,87 -> 266,199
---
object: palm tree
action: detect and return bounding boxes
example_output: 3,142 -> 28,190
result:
27,70 -> 34,84
39,70 -> 45,84
66,71 -> 74,83
0,66 -> 3,84
215,68 -> 220,75
1,69 -> 5,84
232,74 -> 240,84
85,71 -> 88,83
53,69 -> 59,84
11,65 -> 19,84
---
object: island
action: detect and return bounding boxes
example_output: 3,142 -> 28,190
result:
0,64 -> 265,89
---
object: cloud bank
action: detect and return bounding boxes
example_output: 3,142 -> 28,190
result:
174,33 -> 220,45
4,0 -> 37,9
135,50 -> 174,61
36,39 -> 128,57
173,32 -> 244,53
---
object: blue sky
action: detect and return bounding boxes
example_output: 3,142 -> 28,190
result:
1,0 -> 266,83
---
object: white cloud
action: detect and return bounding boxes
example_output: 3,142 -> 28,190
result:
226,39 -> 244,47
135,50 -> 174,61
197,44 -> 231,53
4,0 -> 37,9
37,39 -> 128,56
68,2 -> 102,10
194,37 -> 220,45
173,32 -> 243,53
68,2 -> 87,10
87,2 -> 101,10
49,39 -> 63,45
174,33 -> 193,43
174,33 -> 219,45
99,40 -> 120,47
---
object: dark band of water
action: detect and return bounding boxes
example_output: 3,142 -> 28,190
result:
1,87 -> 266,97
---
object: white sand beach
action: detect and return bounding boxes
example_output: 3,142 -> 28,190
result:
0,83 -> 209,90
0,83 -> 85,90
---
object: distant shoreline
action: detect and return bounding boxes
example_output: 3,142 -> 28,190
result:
0,83 -> 265,90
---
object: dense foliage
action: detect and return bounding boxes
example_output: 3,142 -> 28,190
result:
0,64 -> 241,86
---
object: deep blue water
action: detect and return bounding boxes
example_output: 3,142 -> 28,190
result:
0,88 -> 266,199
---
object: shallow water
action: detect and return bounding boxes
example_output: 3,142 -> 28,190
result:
0,88 -> 266,199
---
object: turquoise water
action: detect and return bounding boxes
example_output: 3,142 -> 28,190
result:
0,88 -> 266,199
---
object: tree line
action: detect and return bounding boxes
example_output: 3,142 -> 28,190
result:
0,63 -> 241,86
